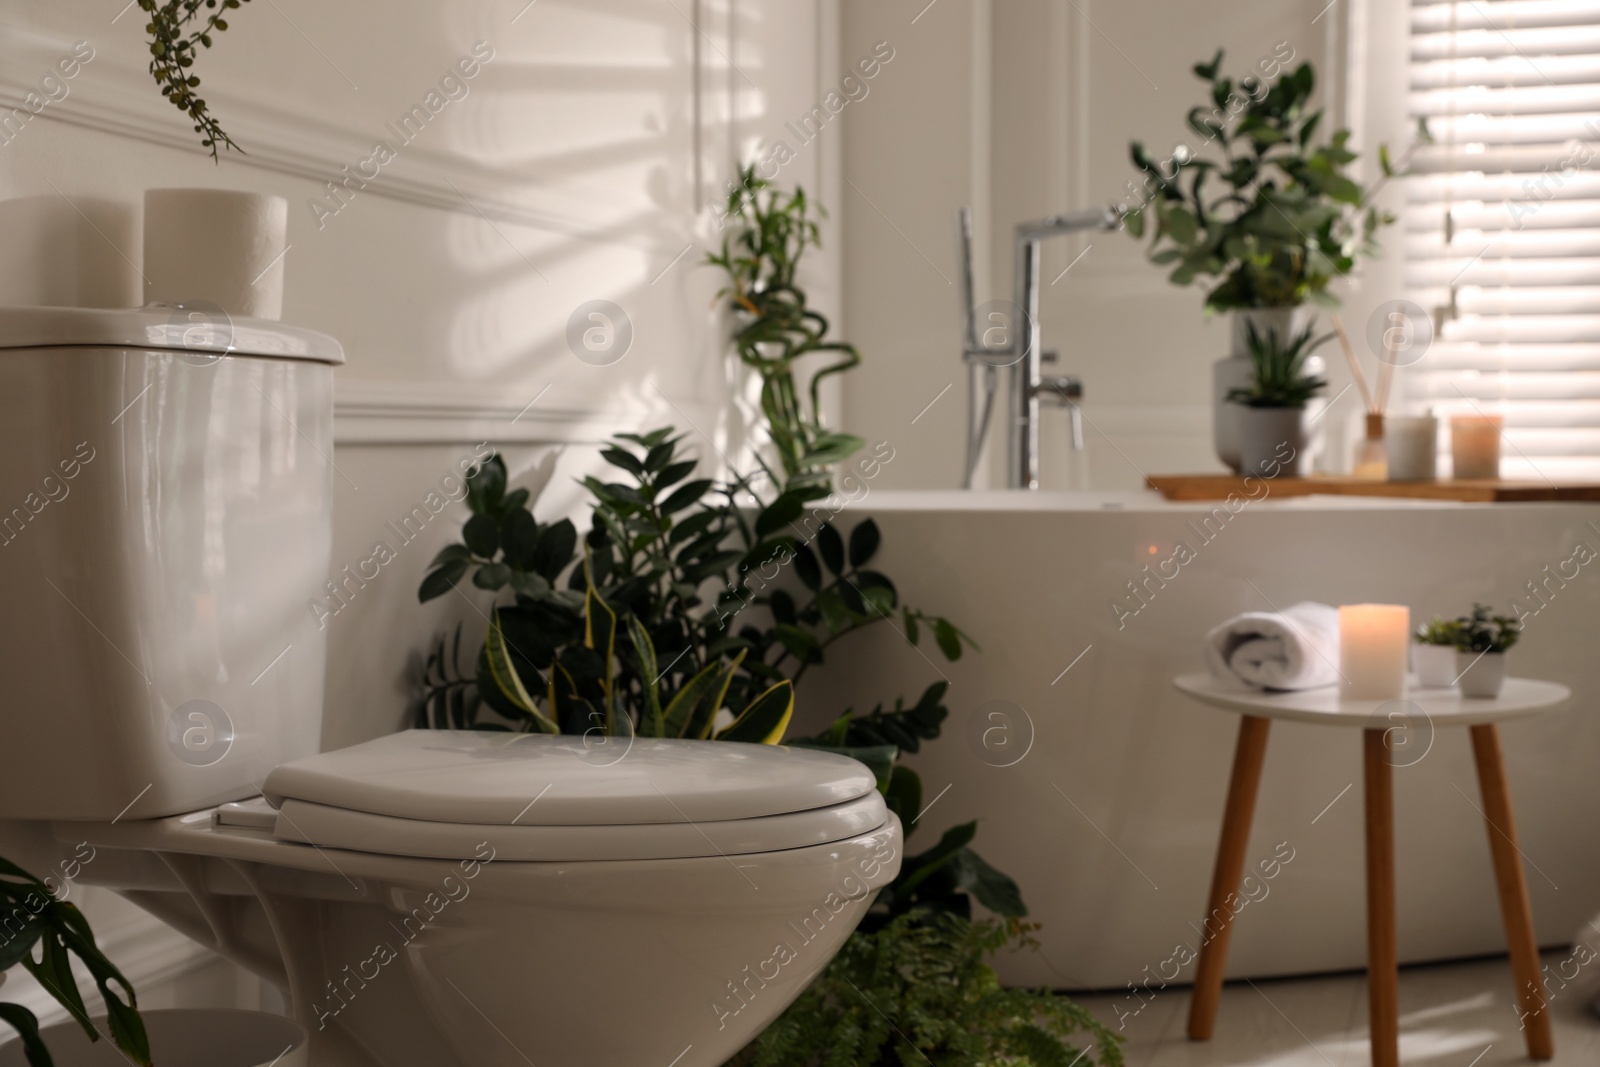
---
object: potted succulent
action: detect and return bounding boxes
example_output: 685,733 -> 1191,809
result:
1123,50 -> 1408,470
1412,616 -> 1462,689
1453,603 -> 1522,699
1226,320 -> 1328,476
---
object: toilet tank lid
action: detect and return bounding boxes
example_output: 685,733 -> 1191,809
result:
0,306 -> 344,364
261,731 -> 880,827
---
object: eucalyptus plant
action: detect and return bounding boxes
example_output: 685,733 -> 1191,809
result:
1226,320 -> 1330,408
0,858 -> 150,1067
141,0 -> 251,160
1124,50 -> 1413,310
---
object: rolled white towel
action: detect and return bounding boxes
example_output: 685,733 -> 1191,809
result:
1204,601 -> 1340,691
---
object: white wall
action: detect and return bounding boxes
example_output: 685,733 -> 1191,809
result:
839,0 -> 1388,490
0,0 -> 831,1025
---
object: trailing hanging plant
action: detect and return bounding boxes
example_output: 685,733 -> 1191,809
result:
731,912 -> 1124,1067
141,0 -> 251,160
1123,50 -> 1425,310
0,856 -> 151,1067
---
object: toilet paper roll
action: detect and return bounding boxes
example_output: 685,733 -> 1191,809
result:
143,188 -> 288,320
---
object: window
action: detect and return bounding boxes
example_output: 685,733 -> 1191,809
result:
1409,0 -> 1600,479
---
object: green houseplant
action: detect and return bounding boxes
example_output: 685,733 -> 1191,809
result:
1412,615 -> 1462,689
1122,49 -> 1414,471
1226,320 -> 1329,476
414,170 -> 1120,1066
0,857 -> 150,1067
1452,603 -> 1521,698
140,0 -> 252,160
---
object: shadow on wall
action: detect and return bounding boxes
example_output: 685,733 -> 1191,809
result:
0,195 -> 140,308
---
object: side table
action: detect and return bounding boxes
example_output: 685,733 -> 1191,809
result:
1173,673 -> 1572,1066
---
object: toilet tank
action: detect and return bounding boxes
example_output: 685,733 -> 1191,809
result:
0,307 -> 342,821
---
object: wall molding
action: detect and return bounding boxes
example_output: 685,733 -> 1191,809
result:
333,379 -> 723,447
0,22 -> 674,252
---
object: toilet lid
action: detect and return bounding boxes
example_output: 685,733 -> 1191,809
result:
270,792 -> 890,861
262,730 -> 878,829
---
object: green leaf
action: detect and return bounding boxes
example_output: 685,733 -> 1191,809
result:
816,523 -> 845,574
714,680 -> 795,744
418,559 -> 469,602
793,544 -> 823,590
531,519 -> 577,580
463,513 -> 499,558
661,652 -> 744,739
804,432 -> 866,466
655,459 -> 697,490
642,441 -> 674,472
601,446 -> 645,476
893,821 -> 978,899
1161,205 -> 1198,246
847,519 -> 881,567
484,610 -> 559,732
659,478 -> 713,515
755,490 -> 807,538
625,614 -> 663,736
465,454 -> 507,513
428,543 -> 472,568
818,588 -> 854,633
499,510 -> 538,570
934,618 -> 963,660
774,623 -> 821,662
952,847 -> 1028,917
0,1004 -> 51,1067
883,764 -> 923,835
472,563 -> 512,590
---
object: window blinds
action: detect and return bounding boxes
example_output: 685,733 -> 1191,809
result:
1408,0 -> 1600,479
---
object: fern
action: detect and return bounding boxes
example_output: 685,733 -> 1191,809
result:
730,913 -> 1123,1067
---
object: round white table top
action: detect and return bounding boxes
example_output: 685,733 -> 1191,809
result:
1173,673 -> 1572,728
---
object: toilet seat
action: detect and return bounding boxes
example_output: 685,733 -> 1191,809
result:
258,730 -> 887,862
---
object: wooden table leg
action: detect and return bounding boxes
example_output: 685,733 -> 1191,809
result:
1470,723 -> 1554,1060
1364,729 -> 1399,1067
1187,714 -> 1271,1041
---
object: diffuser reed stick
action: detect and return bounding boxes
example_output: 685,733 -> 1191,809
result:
1330,314 -> 1375,413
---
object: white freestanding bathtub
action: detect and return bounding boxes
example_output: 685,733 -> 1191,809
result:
797,490 -> 1600,991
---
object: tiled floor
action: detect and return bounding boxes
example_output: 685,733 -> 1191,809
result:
1073,952 -> 1600,1066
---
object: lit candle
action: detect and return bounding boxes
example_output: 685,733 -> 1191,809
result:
1339,604 -> 1410,700
1451,414 -> 1503,480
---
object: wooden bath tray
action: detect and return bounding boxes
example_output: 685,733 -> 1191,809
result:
1146,474 -> 1600,503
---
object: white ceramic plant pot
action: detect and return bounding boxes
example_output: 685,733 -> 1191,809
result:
1456,650 -> 1508,699
1214,308 -> 1308,472
1234,403 -> 1309,478
1412,643 -> 1458,689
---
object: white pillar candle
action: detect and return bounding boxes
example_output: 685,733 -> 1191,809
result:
1385,415 -> 1438,482
1339,605 -> 1410,700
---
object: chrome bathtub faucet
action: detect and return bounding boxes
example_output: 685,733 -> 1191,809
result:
957,205 -> 1120,489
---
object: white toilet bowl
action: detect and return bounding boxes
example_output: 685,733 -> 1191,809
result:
0,308 -> 899,1067
62,732 -> 901,1067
